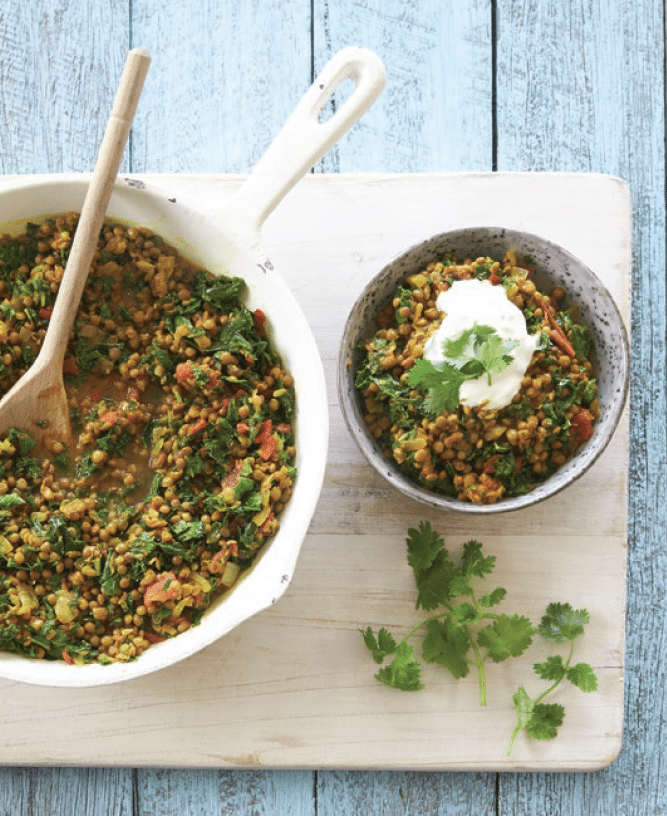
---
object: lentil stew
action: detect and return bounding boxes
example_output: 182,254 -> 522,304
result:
355,251 -> 598,504
0,213 -> 297,664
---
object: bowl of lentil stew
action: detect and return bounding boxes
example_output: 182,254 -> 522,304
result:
339,227 -> 629,513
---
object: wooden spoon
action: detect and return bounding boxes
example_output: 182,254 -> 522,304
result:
0,48 -> 151,452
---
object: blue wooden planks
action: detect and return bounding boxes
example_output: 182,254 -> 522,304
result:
130,0 -> 312,174
0,767 -> 133,815
312,0 -> 494,172
0,1 -> 129,174
136,769 -> 315,816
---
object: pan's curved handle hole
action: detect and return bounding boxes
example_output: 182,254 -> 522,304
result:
317,77 -> 355,124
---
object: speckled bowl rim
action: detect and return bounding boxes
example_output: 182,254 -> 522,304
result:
338,227 -> 630,514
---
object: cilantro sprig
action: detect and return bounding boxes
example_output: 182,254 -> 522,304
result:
361,523 -> 598,753
408,324 -> 517,415
507,602 -> 598,754
361,522 -> 535,705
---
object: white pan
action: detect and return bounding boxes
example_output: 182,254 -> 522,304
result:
0,46 -> 386,686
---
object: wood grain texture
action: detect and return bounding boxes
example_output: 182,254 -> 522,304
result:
136,770 -> 314,816
0,0 -> 129,174
129,0 -> 312,174
496,0 -> 666,812
0,767 -> 133,816
312,0 -> 493,172
316,771 -> 497,816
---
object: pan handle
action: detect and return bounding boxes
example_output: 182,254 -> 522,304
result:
215,46 -> 386,240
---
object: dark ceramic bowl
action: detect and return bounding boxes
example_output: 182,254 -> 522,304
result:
338,227 -> 629,514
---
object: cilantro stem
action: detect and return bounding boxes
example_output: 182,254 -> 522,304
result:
533,640 -> 575,706
400,599 -> 493,706
469,634 -> 487,706
507,721 -> 522,755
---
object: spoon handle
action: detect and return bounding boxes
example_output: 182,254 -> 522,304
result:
39,47 -> 151,365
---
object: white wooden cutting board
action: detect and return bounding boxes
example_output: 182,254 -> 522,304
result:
0,172 -> 629,770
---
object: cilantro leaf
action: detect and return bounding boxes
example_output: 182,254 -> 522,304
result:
451,602 -> 479,623
477,614 -> 535,662
442,324 -> 495,357
422,618 -> 470,678
406,521 -> 445,573
408,359 -> 463,416
375,641 -> 423,691
533,654 -> 567,682
508,693 -> 565,751
460,539 -> 496,579
361,626 -> 398,665
478,333 -> 517,383
406,522 -> 460,610
408,325 -> 518,415
447,574 -> 473,597
538,602 -> 589,643
566,662 -> 598,692
413,549 -> 459,610
525,703 -> 565,740
478,587 -> 507,608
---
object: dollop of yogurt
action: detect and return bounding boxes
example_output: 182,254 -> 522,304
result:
422,278 -> 540,410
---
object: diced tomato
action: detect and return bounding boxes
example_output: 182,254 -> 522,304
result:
257,419 -> 275,461
100,410 -> 118,426
236,421 -> 250,434
62,649 -> 74,665
220,459 -> 243,489
144,571 -> 180,608
489,273 -> 501,285
175,362 -> 194,383
572,408 -> 594,443
482,455 -> 500,474
144,632 -> 167,644
39,307 -> 52,320
253,308 -> 267,333
189,418 -> 208,435
127,385 -> 140,401
275,423 -> 291,434
211,540 -> 238,566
